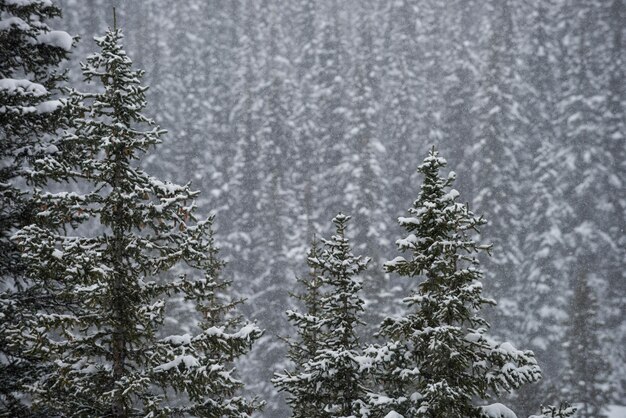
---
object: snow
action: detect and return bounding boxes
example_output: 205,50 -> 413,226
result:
398,216 -> 420,225
481,403 -> 517,418
162,334 -> 192,346
0,78 -> 47,97
154,354 -> 200,372
385,256 -> 407,268
36,31 -> 73,51
607,405 -> 626,418
441,189 -> 460,202
0,16 -> 30,31
36,100 -> 63,113
384,412 -> 404,418
5,0 -> 53,6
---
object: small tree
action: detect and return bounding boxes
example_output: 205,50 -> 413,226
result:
370,148 -> 541,417
0,0 -> 72,414
561,273 -> 610,418
274,214 -> 370,418
11,27 -> 261,417
273,238 -> 325,418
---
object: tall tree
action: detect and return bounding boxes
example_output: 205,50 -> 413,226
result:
274,214 -> 370,418
470,0 -> 527,338
370,149 -> 541,418
11,27 -> 262,417
598,0 -> 626,400
0,0 -> 72,414
507,1 -> 571,412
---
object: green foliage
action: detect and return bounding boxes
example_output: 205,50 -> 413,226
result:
529,402 -> 577,418
369,148 -> 541,418
0,0 -> 72,415
274,214 -> 370,418
10,27 -> 261,417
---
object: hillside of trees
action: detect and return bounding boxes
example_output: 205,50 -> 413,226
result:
1,0 -> 623,417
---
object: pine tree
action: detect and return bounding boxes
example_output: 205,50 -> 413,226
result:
0,0 -> 72,414
511,0 -> 570,406
273,239 -> 325,418
274,214 -> 370,418
370,148 -> 541,418
561,273 -> 610,418
10,26 -> 262,417
470,0 -> 528,340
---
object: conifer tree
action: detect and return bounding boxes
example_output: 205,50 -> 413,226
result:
0,0 -> 72,414
287,239 -> 324,372
561,274 -> 610,418
10,27 -> 261,417
370,148 -> 541,418
273,239 -> 325,418
274,214 -> 370,418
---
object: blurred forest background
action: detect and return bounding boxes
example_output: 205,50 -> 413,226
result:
56,1 -> 624,416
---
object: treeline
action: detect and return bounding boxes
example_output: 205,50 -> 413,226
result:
1,0 -> 623,417
0,4 -> 587,414
60,1 -> 624,415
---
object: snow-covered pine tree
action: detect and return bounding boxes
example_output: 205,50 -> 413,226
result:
561,273 -> 610,418
0,0 -> 72,414
273,238 -> 325,418
274,214 -> 370,418
371,148 -> 541,418
11,26 -> 262,417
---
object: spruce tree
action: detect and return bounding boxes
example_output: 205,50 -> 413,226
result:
274,214 -> 370,418
273,239 -> 325,418
0,0 -> 72,414
370,148 -> 541,418
11,27 -> 261,417
561,274 -> 610,418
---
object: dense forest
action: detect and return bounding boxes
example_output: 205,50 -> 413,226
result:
1,0 -> 624,417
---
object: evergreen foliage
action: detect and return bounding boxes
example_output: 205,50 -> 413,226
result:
529,402 -> 577,418
370,149 -> 541,418
28,1 -> 626,414
273,239 -> 325,418
0,0 -> 72,414
10,27 -> 261,417
274,214 -> 370,418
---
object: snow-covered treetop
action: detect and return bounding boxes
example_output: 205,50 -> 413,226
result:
80,28 -> 154,131
274,214 -> 370,418
372,148 -> 541,417
312,213 -> 369,348
385,147 -> 490,280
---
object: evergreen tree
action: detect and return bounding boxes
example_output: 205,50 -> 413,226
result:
470,0 -> 528,340
273,239 -> 325,418
370,149 -> 541,418
0,0 -> 72,414
598,0 -> 626,399
10,27 -> 261,417
561,274 -> 610,418
508,2 -> 570,412
274,214 -> 370,418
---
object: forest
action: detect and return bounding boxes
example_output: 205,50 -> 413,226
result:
1,0 -> 624,417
